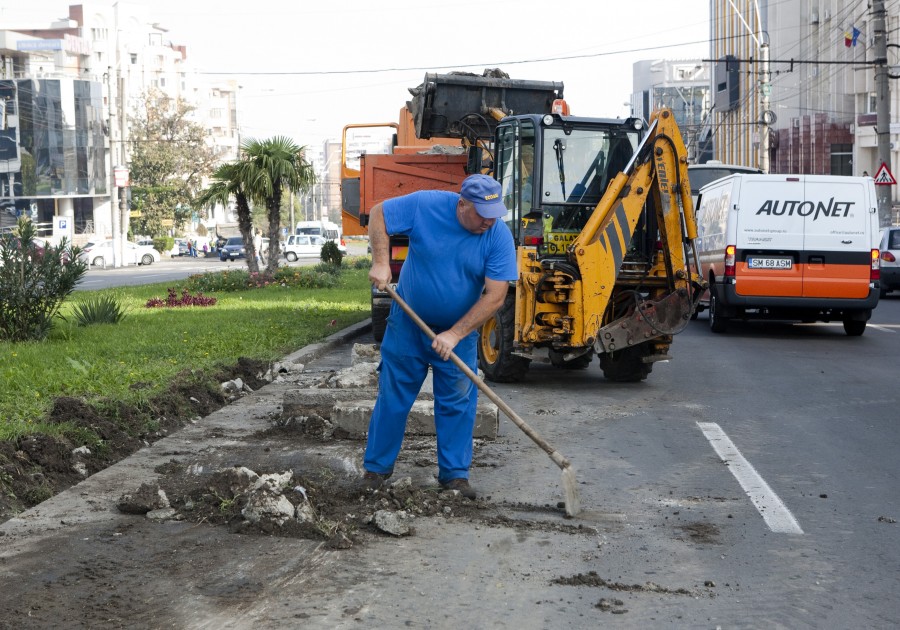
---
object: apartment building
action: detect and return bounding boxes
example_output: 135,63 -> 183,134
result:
0,2 -> 238,241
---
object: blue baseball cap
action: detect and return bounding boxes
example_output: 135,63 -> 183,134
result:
460,174 -> 507,219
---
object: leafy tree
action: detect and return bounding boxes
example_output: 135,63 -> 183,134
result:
128,89 -> 222,236
0,218 -> 87,342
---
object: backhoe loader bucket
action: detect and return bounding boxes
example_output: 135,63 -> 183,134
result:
407,70 -> 564,141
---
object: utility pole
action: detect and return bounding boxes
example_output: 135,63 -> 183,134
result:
118,72 -> 129,248
759,38 -> 771,174
106,67 -> 120,268
874,0 -> 892,228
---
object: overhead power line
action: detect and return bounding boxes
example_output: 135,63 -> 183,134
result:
195,39 -> 712,76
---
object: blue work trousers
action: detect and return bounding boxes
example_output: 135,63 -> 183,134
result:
364,307 -> 478,484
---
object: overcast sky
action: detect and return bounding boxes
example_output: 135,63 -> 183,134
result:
2,0 -> 710,150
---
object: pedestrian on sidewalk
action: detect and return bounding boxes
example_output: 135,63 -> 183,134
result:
362,174 -> 517,499
253,229 -> 265,266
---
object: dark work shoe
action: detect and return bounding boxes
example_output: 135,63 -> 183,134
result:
360,470 -> 391,491
441,478 -> 476,500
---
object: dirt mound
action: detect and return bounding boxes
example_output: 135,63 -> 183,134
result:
0,358 -> 269,523
146,462 -> 490,549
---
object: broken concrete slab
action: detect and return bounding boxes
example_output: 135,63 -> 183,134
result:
281,343 -> 500,439
350,343 -> 380,365
331,399 -> 499,439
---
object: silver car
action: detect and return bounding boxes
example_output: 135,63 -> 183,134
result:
880,227 -> 900,297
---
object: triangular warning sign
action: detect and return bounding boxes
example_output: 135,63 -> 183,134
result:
873,162 -> 896,186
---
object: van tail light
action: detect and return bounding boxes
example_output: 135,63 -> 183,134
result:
871,249 -> 881,281
882,251 -> 896,263
340,237 -> 346,246
724,244 -> 736,277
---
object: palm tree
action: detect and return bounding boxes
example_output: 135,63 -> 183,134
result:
196,137 -> 316,274
196,162 -> 258,269
239,136 -> 316,274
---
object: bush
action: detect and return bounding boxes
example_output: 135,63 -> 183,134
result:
0,218 -> 87,341
344,255 -> 372,270
320,240 -> 343,267
154,236 -> 173,254
182,267 -> 340,293
71,295 -> 129,326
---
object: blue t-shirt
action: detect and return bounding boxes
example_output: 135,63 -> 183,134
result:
383,190 -> 517,329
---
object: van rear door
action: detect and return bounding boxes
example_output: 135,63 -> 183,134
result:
734,176 -> 804,297
800,176 -> 872,299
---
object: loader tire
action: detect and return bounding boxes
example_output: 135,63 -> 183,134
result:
599,343 -> 653,382
371,301 -> 390,344
549,349 -> 593,370
709,291 -> 728,333
478,293 -> 530,383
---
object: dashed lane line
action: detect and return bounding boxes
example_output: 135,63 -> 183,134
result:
697,421 -> 804,535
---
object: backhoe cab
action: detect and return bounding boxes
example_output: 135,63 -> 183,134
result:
479,108 -> 706,382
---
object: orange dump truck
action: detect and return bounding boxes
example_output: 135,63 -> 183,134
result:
340,70 -> 565,340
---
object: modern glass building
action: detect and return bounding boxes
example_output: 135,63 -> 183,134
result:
0,77 -> 107,233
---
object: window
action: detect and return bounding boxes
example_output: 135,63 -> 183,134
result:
830,144 -> 852,176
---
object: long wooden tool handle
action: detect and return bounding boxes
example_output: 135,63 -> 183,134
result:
384,285 -> 571,470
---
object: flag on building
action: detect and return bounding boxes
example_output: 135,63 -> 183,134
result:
846,26 -> 861,47
852,26 -> 861,46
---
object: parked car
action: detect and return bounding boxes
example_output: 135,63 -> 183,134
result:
78,240 -> 160,267
880,226 -> 900,297
283,234 -> 326,262
218,236 -> 246,261
171,238 -> 190,257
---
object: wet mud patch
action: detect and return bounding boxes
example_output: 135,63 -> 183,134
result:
553,570 -> 715,613
676,521 -> 721,544
0,358 -> 270,524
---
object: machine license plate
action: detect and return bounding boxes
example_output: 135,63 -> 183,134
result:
545,231 -> 578,255
748,257 -> 792,269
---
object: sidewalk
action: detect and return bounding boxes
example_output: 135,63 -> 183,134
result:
0,320 -> 615,629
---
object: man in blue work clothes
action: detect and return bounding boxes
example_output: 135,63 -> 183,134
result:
363,174 -> 517,499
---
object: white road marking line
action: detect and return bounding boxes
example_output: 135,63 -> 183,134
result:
696,422 -> 804,535
867,324 -> 896,333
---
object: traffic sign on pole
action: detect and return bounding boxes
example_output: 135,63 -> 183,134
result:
873,162 -> 896,186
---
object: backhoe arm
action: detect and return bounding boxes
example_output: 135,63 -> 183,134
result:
569,108 -> 701,347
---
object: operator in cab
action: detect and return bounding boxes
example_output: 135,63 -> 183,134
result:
362,174 -> 517,499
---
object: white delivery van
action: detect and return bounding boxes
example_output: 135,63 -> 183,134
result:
694,174 -> 881,335
688,161 -> 762,209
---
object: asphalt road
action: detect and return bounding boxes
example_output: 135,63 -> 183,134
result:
468,294 -> 900,627
1,285 -> 897,627
75,240 -> 369,291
